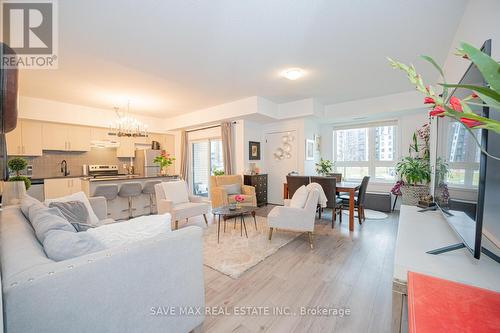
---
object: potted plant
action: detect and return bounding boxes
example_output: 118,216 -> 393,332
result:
395,156 -> 431,205
153,151 -> 175,176
212,169 -> 225,176
8,157 -> 31,190
315,158 -> 334,176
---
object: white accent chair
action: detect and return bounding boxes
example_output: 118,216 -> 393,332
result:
267,189 -> 320,249
155,180 -> 210,230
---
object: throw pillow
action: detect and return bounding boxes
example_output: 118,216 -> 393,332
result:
221,184 -> 241,195
20,194 -> 44,220
161,180 -> 189,205
45,191 -> 99,225
290,185 -> 309,208
29,206 -> 77,243
48,201 -> 92,231
43,229 -> 105,261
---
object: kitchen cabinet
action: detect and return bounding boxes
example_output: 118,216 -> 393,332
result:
6,119 -> 43,156
42,123 -> 91,151
116,136 -> 135,158
44,177 -> 82,199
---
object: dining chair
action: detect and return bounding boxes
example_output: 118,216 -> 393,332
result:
328,173 -> 342,183
311,176 -> 343,227
340,176 -> 370,224
286,176 -> 310,198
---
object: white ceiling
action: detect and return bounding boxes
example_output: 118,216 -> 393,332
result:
18,0 -> 467,117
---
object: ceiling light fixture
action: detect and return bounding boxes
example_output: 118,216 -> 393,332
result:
282,68 -> 305,80
108,100 -> 148,138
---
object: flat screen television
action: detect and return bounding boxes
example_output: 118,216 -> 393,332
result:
432,39 -> 499,262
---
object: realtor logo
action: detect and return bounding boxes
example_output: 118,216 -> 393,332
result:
1,0 -> 58,69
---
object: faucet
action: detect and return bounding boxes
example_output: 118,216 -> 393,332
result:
60,160 -> 70,176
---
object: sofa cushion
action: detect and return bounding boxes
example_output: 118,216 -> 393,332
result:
48,201 -> 90,231
45,191 -> 99,225
290,185 -> 309,208
87,214 -> 172,248
43,229 -> 105,261
20,194 -> 44,220
222,183 -> 241,195
29,206 -> 76,243
161,180 -> 189,205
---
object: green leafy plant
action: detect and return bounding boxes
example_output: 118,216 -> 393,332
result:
153,151 -> 175,169
7,157 -> 31,190
395,157 -> 431,186
212,169 -> 225,176
388,41 -> 500,160
315,158 -> 334,176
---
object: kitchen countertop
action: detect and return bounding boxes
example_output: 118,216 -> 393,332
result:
30,175 -> 179,183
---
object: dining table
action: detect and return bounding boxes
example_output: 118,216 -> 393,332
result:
283,181 -> 361,231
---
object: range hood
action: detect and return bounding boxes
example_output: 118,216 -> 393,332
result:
90,139 -> 120,149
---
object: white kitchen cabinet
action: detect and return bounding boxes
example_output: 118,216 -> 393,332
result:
44,177 -> 82,199
5,119 -> 43,156
42,123 -> 91,151
116,136 -> 135,158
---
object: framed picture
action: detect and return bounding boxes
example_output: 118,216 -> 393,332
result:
249,141 -> 261,160
305,139 -> 314,160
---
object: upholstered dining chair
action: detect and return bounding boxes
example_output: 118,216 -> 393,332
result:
310,176 -> 343,227
268,188 -> 320,249
340,176 -> 370,224
209,175 -> 257,208
155,180 -> 210,230
286,176 -> 310,198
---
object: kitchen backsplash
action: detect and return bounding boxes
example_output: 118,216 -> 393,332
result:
19,148 -> 131,178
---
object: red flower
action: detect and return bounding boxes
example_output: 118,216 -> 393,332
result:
449,96 -> 463,112
424,97 -> 435,104
471,92 -> 479,98
429,105 -> 445,117
460,118 -> 482,128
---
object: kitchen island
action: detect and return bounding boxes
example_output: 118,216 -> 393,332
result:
82,175 -> 179,220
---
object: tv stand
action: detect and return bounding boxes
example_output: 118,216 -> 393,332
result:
417,206 -> 438,212
392,205 -> 500,333
426,242 -> 465,255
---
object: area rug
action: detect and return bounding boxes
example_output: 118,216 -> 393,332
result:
342,208 -> 388,219
202,215 -> 298,279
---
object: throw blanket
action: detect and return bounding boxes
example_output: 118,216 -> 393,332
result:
307,182 -> 328,208
87,214 -> 172,248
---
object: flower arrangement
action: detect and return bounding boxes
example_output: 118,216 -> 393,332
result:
8,157 -> 31,190
388,41 -> 500,160
212,169 -> 225,176
315,158 -> 334,176
234,194 -> 245,209
153,151 -> 175,175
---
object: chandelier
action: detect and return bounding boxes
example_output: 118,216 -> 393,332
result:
108,101 -> 148,138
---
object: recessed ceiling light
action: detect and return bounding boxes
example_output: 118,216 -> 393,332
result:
282,68 -> 305,80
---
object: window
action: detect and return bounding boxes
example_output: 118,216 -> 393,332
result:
333,123 -> 397,182
191,139 -> 223,196
445,122 -> 480,187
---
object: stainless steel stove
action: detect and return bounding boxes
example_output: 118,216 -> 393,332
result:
88,165 -> 119,178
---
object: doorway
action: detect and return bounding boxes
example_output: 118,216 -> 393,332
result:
191,139 -> 223,196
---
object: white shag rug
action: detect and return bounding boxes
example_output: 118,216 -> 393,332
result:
342,209 -> 388,220
202,215 -> 298,279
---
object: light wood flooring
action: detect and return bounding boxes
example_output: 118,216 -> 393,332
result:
183,206 -> 399,333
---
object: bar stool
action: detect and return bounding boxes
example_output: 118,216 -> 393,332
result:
92,184 -> 119,217
118,182 -> 143,219
142,180 -> 161,215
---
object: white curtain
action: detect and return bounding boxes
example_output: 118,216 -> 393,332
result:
221,122 -> 233,175
179,130 -> 189,181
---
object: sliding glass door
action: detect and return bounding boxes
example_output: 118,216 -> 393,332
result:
191,139 -> 223,196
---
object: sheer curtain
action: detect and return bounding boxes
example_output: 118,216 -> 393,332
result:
221,122 -> 233,175
179,130 -> 189,181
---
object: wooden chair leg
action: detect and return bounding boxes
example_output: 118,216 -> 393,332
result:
175,220 -> 179,230
268,227 -> 274,241
362,206 -> 366,221
318,207 -> 322,219
339,206 -> 342,223
357,207 -> 362,225
203,214 -> 208,226
307,232 -> 314,249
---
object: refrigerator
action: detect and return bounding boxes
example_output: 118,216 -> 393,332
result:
135,149 -> 162,177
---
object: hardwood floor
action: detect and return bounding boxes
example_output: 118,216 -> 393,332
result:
185,206 -> 399,333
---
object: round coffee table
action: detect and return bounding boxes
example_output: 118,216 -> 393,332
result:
212,206 -> 258,243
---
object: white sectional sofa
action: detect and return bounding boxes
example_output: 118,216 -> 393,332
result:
0,198 -> 205,333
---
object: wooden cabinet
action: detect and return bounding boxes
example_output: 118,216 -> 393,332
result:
6,119 -> 43,156
42,123 -> 91,151
116,136 -> 135,158
244,174 -> 268,206
44,177 -> 82,199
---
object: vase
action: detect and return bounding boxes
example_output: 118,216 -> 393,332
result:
400,185 -> 429,206
1,181 -> 27,206
160,167 -> 168,176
